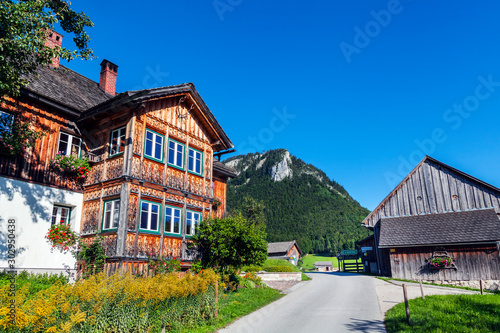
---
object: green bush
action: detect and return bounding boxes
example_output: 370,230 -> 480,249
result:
0,270 -> 68,295
263,266 -> 294,272
245,266 -> 262,272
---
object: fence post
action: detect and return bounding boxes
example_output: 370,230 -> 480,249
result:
403,284 -> 410,325
419,278 -> 425,300
480,279 -> 484,295
215,280 -> 219,318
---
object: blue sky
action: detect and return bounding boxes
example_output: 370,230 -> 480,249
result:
63,0 -> 500,211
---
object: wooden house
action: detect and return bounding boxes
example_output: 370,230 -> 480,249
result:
0,32 -> 236,276
267,240 -> 302,266
363,156 -> 500,288
313,261 -> 334,272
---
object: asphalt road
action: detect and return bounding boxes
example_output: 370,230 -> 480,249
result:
220,272 -> 386,333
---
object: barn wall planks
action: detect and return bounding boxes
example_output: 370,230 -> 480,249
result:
389,245 -> 500,281
364,159 -> 500,227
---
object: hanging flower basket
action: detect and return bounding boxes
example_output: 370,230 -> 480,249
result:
45,224 -> 78,252
428,255 -> 456,269
212,196 -> 222,208
49,153 -> 91,180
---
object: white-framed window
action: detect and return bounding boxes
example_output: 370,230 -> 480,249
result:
188,148 -> 202,175
140,201 -> 160,232
165,205 -> 182,235
167,139 -> 184,169
186,211 -> 201,236
0,111 -> 14,135
51,205 -> 71,225
144,129 -> 164,161
110,127 -> 126,156
102,200 -> 120,230
58,132 -> 81,157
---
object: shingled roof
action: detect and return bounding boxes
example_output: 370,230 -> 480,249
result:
379,208 -> 500,248
267,240 -> 302,256
213,160 -> 237,178
23,65 -> 110,114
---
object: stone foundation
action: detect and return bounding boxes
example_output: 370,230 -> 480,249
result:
256,272 -> 302,282
422,279 -> 500,291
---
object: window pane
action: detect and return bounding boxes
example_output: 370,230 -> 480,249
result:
196,158 -> 201,174
173,215 -> 179,234
58,133 -> 69,155
51,207 -> 58,225
176,150 -> 183,167
110,131 -> 118,155
0,111 -> 14,134
71,137 -> 81,157
118,129 -> 126,153
112,201 -> 120,228
140,203 -> 149,229
186,212 -> 192,235
150,211 -> 158,231
188,157 -> 194,172
145,135 -> 153,156
104,211 -> 111,229
60,208 -> 69,224
154,141 -> 162,159
168,143 -> 175,164
165,208 -> 172,233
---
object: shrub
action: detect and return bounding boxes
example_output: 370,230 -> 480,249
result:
263,266 -> 294,272
245,266 -> 262,272
148,256 -> 181,275
0,270 -> 219,332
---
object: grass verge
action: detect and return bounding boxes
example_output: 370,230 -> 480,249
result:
177,287 -> 283,332
376,276 -> 491,293
385,294 -> 500,332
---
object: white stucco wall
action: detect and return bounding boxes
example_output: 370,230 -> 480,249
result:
0,177 -> 83,277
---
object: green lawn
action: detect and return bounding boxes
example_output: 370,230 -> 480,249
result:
385,294 -> 500,332
177,287 -> 283,332
302,254 -> 339,270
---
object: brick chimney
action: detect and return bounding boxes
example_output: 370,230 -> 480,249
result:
44,31 -> 63,68
99,60 -> 119,96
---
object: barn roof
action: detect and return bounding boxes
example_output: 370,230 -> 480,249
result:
379,208 -> 500,248
267,240 -> 302,256
213,160 -> 237,178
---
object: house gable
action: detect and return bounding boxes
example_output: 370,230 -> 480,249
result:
363,156 -> 500,228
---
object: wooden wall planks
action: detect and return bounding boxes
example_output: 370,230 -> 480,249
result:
365,159 -> 500,227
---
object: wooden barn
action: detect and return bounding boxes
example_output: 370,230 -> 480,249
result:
363,156 -> 500,288
0,31 -> 236,277
267,240 -> 302,266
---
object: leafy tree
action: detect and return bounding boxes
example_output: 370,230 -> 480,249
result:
241,195 -> 266,226
0,0 -> 94,97
193,214 -> 267,273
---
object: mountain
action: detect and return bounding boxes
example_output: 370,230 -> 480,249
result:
223,149 -> 371,254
